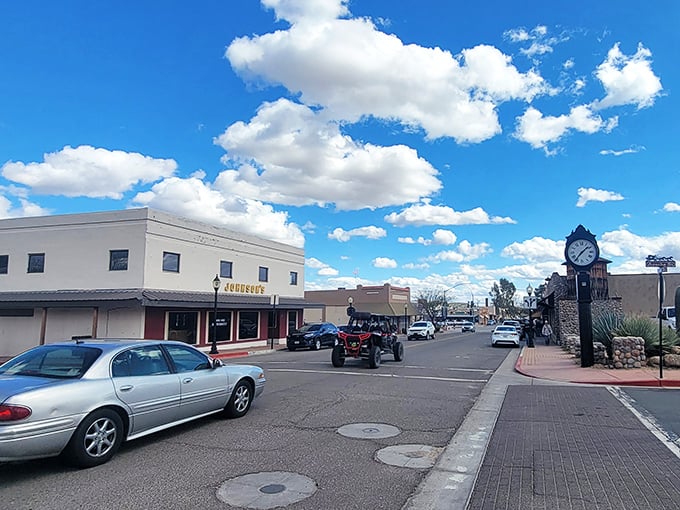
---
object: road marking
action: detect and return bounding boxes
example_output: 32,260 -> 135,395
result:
607,386 -> 680,460
267,368 -> 487,384
259,361 -> 492,374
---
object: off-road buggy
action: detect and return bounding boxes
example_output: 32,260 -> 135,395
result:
332,311 -> 404,369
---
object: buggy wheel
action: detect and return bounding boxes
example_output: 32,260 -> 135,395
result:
368,345 -> 381,369
313,339 -> 321,351
331,344 -> 345,367
393,341 -> 404,362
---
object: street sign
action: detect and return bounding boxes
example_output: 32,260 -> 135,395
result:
523,296 -> 537,309
646,255 -> 676,272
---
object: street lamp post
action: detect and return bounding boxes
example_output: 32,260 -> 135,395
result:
404,303 -> 408,335
526,284 -> 535,348
210,274 -> 220,355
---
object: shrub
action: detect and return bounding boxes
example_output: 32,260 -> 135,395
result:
592,311 -> 623,356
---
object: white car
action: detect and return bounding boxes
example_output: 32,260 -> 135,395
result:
407,321 -> 435,341
491,325 -> 520,347
461,321 -> 476,333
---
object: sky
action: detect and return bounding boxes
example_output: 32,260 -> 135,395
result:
1,0 -> 678,305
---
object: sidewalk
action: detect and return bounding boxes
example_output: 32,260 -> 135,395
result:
515,341 -> 680,387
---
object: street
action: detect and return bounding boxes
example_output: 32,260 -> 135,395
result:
3,328 -> 680,510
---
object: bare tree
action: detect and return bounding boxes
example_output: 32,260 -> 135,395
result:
416,288 -> 447,324
489,278 -> 519,319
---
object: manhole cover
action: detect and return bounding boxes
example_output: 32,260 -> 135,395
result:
217,471 -> 316,509
337,422 -> 401,439
376,444 -> 443,469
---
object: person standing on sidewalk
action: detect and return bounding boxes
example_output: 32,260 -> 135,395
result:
541,322 -> 553,345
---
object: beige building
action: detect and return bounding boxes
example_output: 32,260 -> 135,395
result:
608,272 -> 680,318
0,208 -> 311,357
304,284 -> 416,332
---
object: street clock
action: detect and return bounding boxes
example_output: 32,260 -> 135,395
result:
565,225 -> 600,270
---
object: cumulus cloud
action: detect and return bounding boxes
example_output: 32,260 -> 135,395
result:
398,229 -> 457,246
514,105 -> 618,150
373,257 -> 397,268
1,145 -> 177,199
0,195 -> 50,219
576,187 -> 624,207
599,228 -> 680,266
328,225 -> 387,242
131,173 -> 305,248
427,240 -> 492,264
305,257 -> 339,275
385,200 -> 516,227
214,99 -> 441,210
663,203 -> 680,212
227,9 -> 549,143
593,43 -> 663,110
501,237 -> 565,263
262,0 -> 349,23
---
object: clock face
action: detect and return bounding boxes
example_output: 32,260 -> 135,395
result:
566,239 -> 598,266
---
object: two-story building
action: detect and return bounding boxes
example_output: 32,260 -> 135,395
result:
0,208 -> 312,357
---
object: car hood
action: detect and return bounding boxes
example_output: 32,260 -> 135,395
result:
0,375 -> 64,402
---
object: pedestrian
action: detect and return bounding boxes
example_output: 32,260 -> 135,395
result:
542,322 -> 553,345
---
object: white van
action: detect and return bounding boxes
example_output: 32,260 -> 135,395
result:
657,306 -> 676,330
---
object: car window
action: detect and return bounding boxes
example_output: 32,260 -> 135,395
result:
112,345 -> 170,377
412,322 -> 427,327
495,326 -> 516,332
163,344 -> 211,373
0,345 -> 102,379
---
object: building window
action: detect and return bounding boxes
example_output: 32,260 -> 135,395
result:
220,260 -> 233,278
258,266 -> 268,282
0,255 -> 7,274
238,311 -> 259,340
109,250 -> 129,271
167,311 -> 197,344
289,271 -> 298,286
208,310 -> 232,342
28,253 -> 45,273
163,252 -> 180,273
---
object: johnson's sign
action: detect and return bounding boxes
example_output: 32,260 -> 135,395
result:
224,283 -> 266,294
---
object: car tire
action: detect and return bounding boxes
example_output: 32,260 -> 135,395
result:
393,341 -> 404,362
331,344 -> 345,367
62,408 -> 124,468
288,346 -> 296,351
368,345 -> 381,369
224,379 -> 253,418
313,339 -> 321,351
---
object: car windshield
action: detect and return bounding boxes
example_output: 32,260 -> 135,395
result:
669,309 -> 676,318
0,345 -> 102,379
412,322 -> 428,327
299,324 -> 321,332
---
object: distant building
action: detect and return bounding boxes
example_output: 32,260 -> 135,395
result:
0,208 -> 314,357
304,284 -> 415,332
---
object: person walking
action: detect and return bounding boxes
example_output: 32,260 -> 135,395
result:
541,322 -> 553,345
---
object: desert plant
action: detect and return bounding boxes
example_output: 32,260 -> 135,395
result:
613,314 -> 679,357
592,311 -> 623,357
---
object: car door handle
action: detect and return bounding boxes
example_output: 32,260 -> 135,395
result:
182,378 -> 193,384
119,385 -> 133,392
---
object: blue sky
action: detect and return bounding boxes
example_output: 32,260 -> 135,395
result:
1,0 -> 678,303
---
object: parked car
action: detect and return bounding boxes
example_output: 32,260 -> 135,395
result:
287,322 -> 339,351
491,325 -> 520,347
461,321 -> 476,333
0,339 -> 265,468
407,321 -> 436,341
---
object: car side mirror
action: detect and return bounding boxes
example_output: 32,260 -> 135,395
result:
210,358 -> 223,369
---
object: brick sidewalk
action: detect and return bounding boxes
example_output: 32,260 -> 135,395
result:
467,385 -> 680,509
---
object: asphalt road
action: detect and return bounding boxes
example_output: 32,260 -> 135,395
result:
0,327 -> 513,510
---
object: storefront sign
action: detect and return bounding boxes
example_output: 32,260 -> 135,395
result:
224,283 -> 266,294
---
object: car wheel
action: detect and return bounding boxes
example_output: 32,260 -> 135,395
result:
313,339 -> 321,351
331,344 -> 345,367
368,345 -> 381,369
224,379 -> 254,418
63,408 -> 124,468
393,341 -> 404,362
288,346 -> 296,351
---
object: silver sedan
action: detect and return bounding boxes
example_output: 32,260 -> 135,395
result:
0,339 -> 265,468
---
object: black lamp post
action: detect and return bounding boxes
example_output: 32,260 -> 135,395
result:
210,274 -> 220,355
404,303 -> 408,335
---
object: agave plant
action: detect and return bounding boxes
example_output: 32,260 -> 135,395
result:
613,315 -> 679,357
592,311 -> 623,357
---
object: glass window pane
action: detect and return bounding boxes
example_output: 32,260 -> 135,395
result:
163,252 -> 180,272
238,311 -> 259,340
110,250 -> 129,271
28,253 -> 44,273
290,271 -> 298,285
220,260 -> 232,278
0,255 -> 7,274
258,266 -> 268,282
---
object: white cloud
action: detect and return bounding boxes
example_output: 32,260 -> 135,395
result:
593,43 -> 663,110
599,145 -> 645,156
0,195 -> 50,219
514,105 -> 616,150
262,0 -> 349,23
501,237 -> 565,263
385,200 -> 516,227
227,13 -> 549,143
214,99 -> 441,210
427,241 -> 492,264
600,228 -> 680,269
576,187 -> 624,207
1,145 -> 176,199
306,256 -> 339,276
402,262 -> 430,270
663,203 -> 680,212
131,174 -> 305,248
373,257 -> 397,268
328,225 -> 387,242
432,229 -> 458,245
